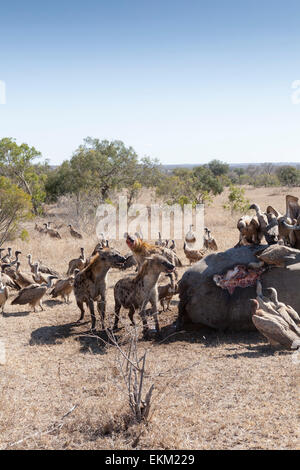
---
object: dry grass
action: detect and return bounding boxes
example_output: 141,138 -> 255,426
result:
0,187 -> 299,450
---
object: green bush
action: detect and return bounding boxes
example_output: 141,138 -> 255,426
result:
223,185 -> 250,215
20,229 -> 30,242
0,176 -> 32,245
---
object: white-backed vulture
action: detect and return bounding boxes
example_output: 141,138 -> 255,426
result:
11,275 -> 58,312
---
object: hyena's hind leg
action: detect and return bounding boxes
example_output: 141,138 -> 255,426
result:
97,294 -> 106,330
76,299 -> 85,322
113,299 -> 122,330
128,305 -> 136,326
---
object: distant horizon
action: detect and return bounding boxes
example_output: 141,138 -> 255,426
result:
162,161 -> 300,168
46,159 -> 300,169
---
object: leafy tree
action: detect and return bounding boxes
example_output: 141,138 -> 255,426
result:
0,138 -> 47,213
0,176 -> 32,245
260,162 -> 275,175
156,172 -> 195,207
208,159 -> 229,177
45,161 -> 78,202
70,138 -> 141,202
120,156 -> 162,207
252,173 -> 280,188
246,165 -> 259,183
45,139 -> 162,214
156,164 -> 224,206
223,185 -> 250,215
276,166 -> 299,187
228,168 -> 246,185
126,181 -> 142,208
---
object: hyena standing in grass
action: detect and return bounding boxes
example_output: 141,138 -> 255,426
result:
113,254 -> 175,337
74,247 -> 126,330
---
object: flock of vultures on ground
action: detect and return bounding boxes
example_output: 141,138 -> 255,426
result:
1,195 -> 300,350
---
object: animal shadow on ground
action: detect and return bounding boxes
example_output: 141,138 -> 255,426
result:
154,322 -> 281,358
220,344 -> 293,359
30,321 -> 88,346
43,299 -> 66,307
2,310 -> 30,318
75,329 -> 119,355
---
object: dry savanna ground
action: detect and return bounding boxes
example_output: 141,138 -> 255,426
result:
0,187 -> 299,450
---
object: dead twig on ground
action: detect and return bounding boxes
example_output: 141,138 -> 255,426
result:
4,403 -> 79,449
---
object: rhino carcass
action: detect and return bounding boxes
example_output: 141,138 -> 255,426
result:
177,245 -> 300,331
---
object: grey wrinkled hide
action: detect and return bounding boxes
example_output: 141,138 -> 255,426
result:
178,246 -> 300,331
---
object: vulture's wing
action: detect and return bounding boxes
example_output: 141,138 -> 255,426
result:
11,284 -> 46,305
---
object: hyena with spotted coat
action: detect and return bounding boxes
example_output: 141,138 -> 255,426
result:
113,254 -> 175,336
74,247 -> 126,330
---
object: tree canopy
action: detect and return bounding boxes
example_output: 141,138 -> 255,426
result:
0,176 -> 32,245
2,134 -> 300,240
156,165 -> 224,206
0,137 -> 48,214
276,166 -> 300,187
45,138 -> 162,208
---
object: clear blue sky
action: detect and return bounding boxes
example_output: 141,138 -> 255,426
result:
1,0 -> 300,165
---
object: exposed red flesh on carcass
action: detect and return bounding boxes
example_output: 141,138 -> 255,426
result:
213,265 -> 265,295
